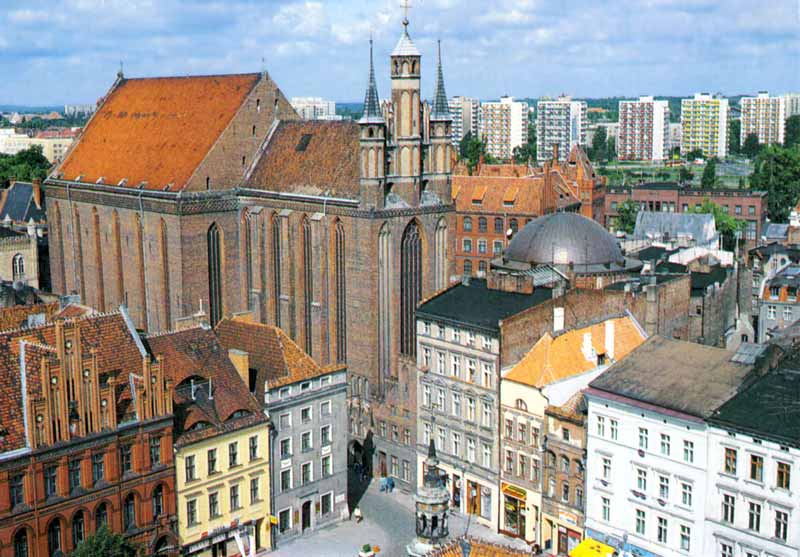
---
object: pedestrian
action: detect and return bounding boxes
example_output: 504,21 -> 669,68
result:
353,506 -> 363,523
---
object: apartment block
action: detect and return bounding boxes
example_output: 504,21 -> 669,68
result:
740,92 -> 785,146
784,93 -> 800,118
479,96 -> 529,160
449,96 -> 480,145
536,96 -> 587,163
681,93 -> 728,159
618,96 -> 670,162
289,97 -> 342,120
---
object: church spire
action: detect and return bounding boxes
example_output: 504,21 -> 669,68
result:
360,37 -> 384,124
431,40 -> 451,121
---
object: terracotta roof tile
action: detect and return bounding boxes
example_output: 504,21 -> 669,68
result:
57,73 -> 260,191
426,537 -> 531,557
245,120 -> 361,198
453,175 -> 547,216
0,302 -> 58,332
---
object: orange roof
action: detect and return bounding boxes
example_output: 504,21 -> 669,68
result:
471,184 -> 487,203
505,315 -> 647,388
57,73 -> 260,191
478,163 -> 530,177
503,186 -> 519,204
453,175 -> 546,216
426,537 -> 530,557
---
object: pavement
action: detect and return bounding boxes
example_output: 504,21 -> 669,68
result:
268,479 -> 532,557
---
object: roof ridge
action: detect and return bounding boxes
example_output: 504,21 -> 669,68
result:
123,72 -> 262,81
19,339 -> 56,353
145,323 -> 208,339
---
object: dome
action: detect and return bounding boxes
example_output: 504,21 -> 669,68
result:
504,212 -> 625,268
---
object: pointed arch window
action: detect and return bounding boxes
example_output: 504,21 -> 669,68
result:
134,213 -> 147,327
11,254 -> 24,280
123,493 -> 136,530
152,484 -> 164,518
95,502 -> 108,529
53,202 -> 66,293
335,220 -> 347,363
72,511 -> 85,548
112,210 -> 124,305
242,209 -> 253,310
272,215 -> 282,327
435,218 -> 447,290
207,223 -> 223,325
47,519 -> 62,555
73,206 -> 85,301
401,221 -> 422,357
302,217 -> 313,355
378,224 -> 392,379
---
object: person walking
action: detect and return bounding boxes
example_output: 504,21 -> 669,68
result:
353,506 -> 363,523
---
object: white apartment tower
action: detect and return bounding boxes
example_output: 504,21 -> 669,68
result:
740,92 -> 786,146
479,96 -> 529,160
536,96 -> 587,163
784,93 -> 800,118
289,97 -> 342,120
618,96 -> 670,162
681,93 -> 729,159
449,96 -> 480,146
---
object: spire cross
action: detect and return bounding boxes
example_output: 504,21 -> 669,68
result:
400,0 -> 411,29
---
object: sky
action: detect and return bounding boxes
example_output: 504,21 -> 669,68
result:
1,0 -> 799,106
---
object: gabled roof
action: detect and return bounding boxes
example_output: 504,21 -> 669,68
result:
0,181 -> 45,224
245,120 -> 361,199
56,73 -> 261,191
505,315 -> 647,388
0,302 -> 59,332
453,175 -> 547,216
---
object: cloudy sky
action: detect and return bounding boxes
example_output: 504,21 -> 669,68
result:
1,0 -> 798,106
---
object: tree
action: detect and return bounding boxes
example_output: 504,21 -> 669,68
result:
742,133 -> 761,159
785,115 -> 800,149
605,136 -> 616,161
701,157 -> 718,189
459,132 -> 496,174
690,198 -> 745,250
616,199 -> 639,234
0,146 -> 52,187
72,526 -> 139,557
685,148 -> 704,161
590,126 -> 607,162
750,145 -> 800,222
678,165 -> 694,184
728,119 -> 741,154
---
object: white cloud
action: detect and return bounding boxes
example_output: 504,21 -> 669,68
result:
273,2 -> 327,37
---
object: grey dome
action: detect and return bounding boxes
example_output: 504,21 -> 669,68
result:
505,212 -> 624,267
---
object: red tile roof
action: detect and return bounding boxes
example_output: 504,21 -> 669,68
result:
245,120 -> 361,198
57,73 -> 261,191
453,175 -> 547,216
0,302 -> 59,332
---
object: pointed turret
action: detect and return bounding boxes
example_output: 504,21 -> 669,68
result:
430,40 -> 451,122
360,38 -> 384,124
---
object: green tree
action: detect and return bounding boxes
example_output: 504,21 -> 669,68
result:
685,148 -> 704,161
72,526 -> 139,557
590,126 -> 607,162
616,199 -> 639,234
459,132 -> 496,173
605,136 -> 616,161
728,119 -> 741,154
742,133 -> 761,159
701,157 -> 718,189
690,198 -> 745,250
750,145 -> 800,222
0,146 -> 51,187
785,115 -> 800,149
678,165 -> 694,184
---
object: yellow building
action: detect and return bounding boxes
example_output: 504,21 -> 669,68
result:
680,93 -> 728,159
500,313 -> 647,552
149,326 -> 272,557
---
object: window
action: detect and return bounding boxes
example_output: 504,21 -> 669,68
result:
279,509 -> 291,532
44,465 -> 57,498
92,453 -> 105,485
493,240 -> 503,255
437,388 -> 445,410
302,431 -> 312,452
561,455 -> 570,473
230,484 -> 240,510
607,419 -> 617,440
510,218 -> 519,233
152,485 -> 164,518
95,503 -> 108,528
123,494 -> 135,530
661,434 -> 671,456
681,483 -> 692,507
748,502 -> 761,531
478,239 -> 487,254
518,422 -> 528,444
784,306 -> 793,321
505,419 -> 513,439
204,449 -> 217,475
467,438 -> 476,463
120,444 -> 132,474
150,437 -> 161,466
12,254 -> 24,280
391,456 -> 399,477
437,427 -> 446,452
724,448 -> 737,474
72,511 -> 85,548
466,397 -> 475,421
562,428 -> 570,442
185,498 -> 198,526
320,400 -> 332,416
467,359 -> 477,382
768,305 -> 777,320
722,493 -> 735,523
321,492 -> 332,515
602,497 -> 610,521
505,450 -> 513,473
597,416 -> 606,436
748,205 -> 755,215
229,442 -> 239,467
463,238 -> 472,252
482,402 -> 492,427
47,520 -> 62,555
637,469 -> 647,492
10,474 -> 24,507
280,469 -> 292,492
657,517 -> 667,543
301,381 -> 311,392
518,454 -> 528,478
680,525 -> 691,551
635,509 -> 646,535
404,429 -> 411,446
423,423 -> 431,446
659,476 -> 669,500
482,443 -> 491,468
561,481 -> 570,503
683,440 -> 694,463
451,354 -> 461,378
720,542 -> 733,557
463,217 -> 472,232
639,428 -> 649,450
481,362 -> 493,388
750,454 -> 763,481
280,438 -> 293,459
69,459 -> 81,492
777,461 -> 791,489
13,529 -> 28,557
250,477 -> 260,503
322,455 -> 332,477
436,351 -> 445,373
301,462 -> 312,485
422,347 -> 431,368
478,217 -> 487,232
301,406 -> 312,423
452,392 -> 462,417
209,492 -> 220,518
184,455 -> 196,482
775,509 -> 788,541
602,457 -> 611,480
321,425 -> 332,446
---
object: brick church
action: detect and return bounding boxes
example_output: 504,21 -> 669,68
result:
44,17 -> 455,486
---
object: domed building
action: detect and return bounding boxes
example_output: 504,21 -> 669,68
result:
490,212 -> 642,290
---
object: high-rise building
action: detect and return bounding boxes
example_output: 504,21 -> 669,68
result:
289,97 -> 342,120
740,92 -> 785,146
479,96 -> 529,160
449,95 -> 480,145
784,93 -> 800,118
536,96 -> 587,163
618,96 -> 670,162
680,93 -> 728,159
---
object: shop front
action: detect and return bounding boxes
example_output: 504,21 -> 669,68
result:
185,520 -> 261,557
542,509 -> 583,556
500,482 -> 538,543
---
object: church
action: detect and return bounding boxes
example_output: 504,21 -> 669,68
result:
44,16 -> 455,487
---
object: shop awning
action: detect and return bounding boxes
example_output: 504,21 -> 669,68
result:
569,538 -> 616,557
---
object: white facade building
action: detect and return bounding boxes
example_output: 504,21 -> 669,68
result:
680,93 -> 728,159
449,96 -> 480,146
784,93 -> 800,118
290,97 -> 342,120
479,96 -> 529,160
740,92 -> 785,146
536,96 -> 587,163
618,96 -> 670,162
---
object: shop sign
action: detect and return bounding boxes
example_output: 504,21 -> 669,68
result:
559,510 -> 578,526
501,482 -> 527,500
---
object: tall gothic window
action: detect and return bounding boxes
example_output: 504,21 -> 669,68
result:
272,215 -> 282,327
207,223 -> 223,325
435,218 -> 447,290
378,224 -> 392,379
73,206 -> 85,301
260,219 -> 268,323
335,220 -> 347,363
11,254 -> 24,280
242,209 -> 253,310
401,221 -> 422,357
302,217 -> 313,354
134,213 -> 147,328
92,208 -> 105,310
112,210 -> 124,306
160,219 -> 171,328
53,202 -> 66,294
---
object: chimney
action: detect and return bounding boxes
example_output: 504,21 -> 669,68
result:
228,348 -> 250,385
553,307 -> 565,333
605,319 -> 615,361
553,142 -> 559,163
31,179 -> 41,208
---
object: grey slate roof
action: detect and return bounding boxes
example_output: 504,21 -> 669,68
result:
589,335 -> 754,419
634,211 -> 717,245
430,41 -> 451,121
763,223 -> 790,240
359,39 -> 384,125
0,182 -> 45,224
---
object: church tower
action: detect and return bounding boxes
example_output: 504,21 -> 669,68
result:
429,40 -> 452,177
359,38 -> 387,208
